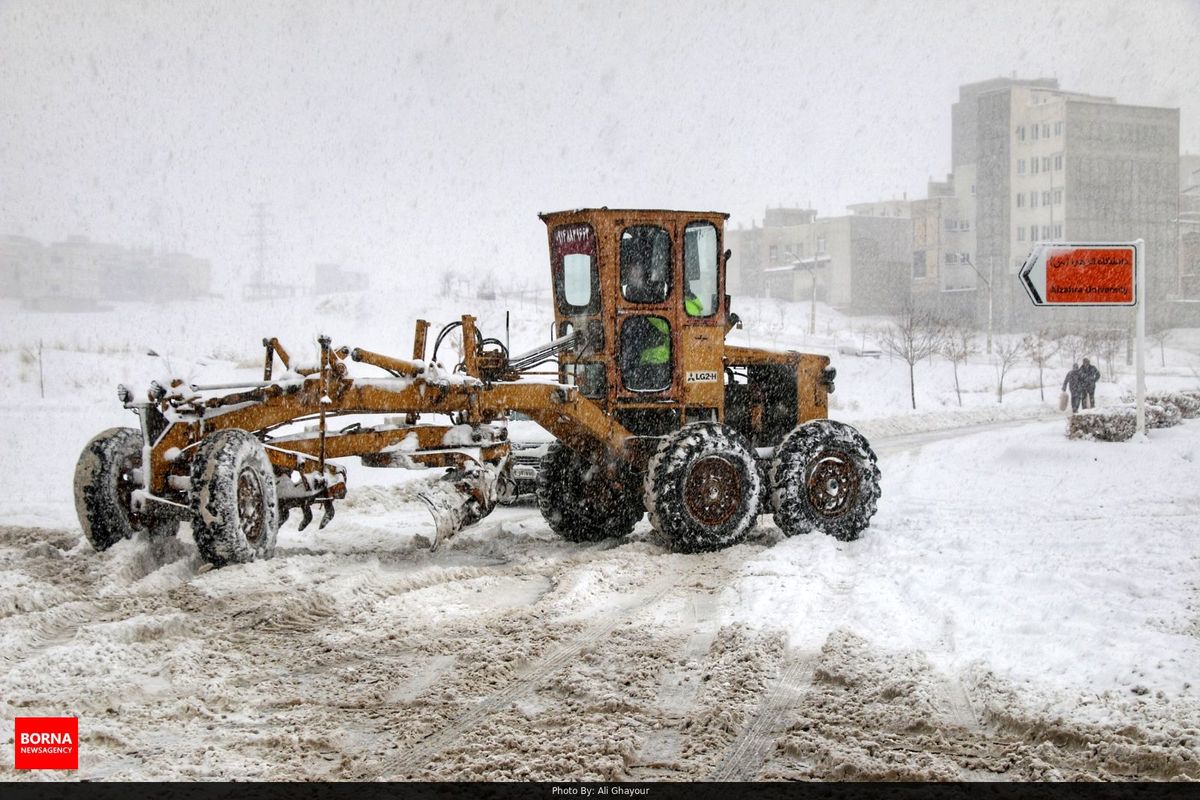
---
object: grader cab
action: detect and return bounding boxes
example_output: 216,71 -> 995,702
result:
74,208 -> 880,567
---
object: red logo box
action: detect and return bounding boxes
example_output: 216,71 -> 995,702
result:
14,717 -> 78,770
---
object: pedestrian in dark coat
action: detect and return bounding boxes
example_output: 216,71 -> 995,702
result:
1079,357 -> 1101,409
1062,363 -> 1084,413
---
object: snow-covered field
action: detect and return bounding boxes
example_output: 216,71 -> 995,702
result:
2,292 -> 1199,780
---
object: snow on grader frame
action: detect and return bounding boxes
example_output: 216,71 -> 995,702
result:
74,208 -> 881,568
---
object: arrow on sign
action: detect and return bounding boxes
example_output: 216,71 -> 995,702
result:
1018,242 -> 1137,307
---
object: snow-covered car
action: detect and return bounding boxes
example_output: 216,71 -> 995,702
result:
498,413 -> 557,505
836,335 -> 882,358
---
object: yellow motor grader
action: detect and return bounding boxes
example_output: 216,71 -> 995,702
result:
74,208 -> 881,567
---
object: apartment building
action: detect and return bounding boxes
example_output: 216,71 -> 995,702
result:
970,80 -> 1181,330
727,208 -> 911,316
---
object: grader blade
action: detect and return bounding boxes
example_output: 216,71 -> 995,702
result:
415,463 -> 501,550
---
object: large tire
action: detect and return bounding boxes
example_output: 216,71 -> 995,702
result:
74,427 -> 180,551
190,429 -> 280,568
536,442 -> 642,543
770,419 -> 881,542
644,422 -> 761,553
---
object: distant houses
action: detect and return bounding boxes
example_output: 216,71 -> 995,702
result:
0,235 -> 212,311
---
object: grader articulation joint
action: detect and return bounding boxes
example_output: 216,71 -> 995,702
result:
74,208 -> 881,568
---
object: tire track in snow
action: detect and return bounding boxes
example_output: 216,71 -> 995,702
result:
373,561 -> 706,779
707,566 -> 857,781
707,650 -> 818,781
627,560 -> 740,778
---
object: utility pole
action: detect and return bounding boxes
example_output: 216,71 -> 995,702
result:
963,255 -> 993,354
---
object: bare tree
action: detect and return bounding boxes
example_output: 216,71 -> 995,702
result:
1094,328 -> 1123,380
939,318 -> 977,407
1021,328 -> 1059,402
994,338 -> 1024,403
1148,327 -> 1172,367
880,305 -> 945,410
1055,329 -> 1091,367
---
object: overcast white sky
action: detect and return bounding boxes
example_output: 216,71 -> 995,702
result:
2,0 -> 1198,292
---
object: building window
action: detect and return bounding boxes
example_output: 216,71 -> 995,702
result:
1032,124 -> 1040,141
1017,159 -> 1026,174
970,183 -> 976,195
1055,121 -> 1064,136
945,219 -> 958,231
1031,158 -> 1040,175
1042,225 -> 1051,240
1054,188 -> 1063,204
769,245 -> 778,264
960,220 -> 970,231
1018,228 -> 1026,242
959,253 -> 971,264
1017,126 -> 1026,142
1031,192 -> 1038,208
1030,225 -> 1038,241
945,252 -> 957,265
1042,191 -> 1051,206
1054,153 -> 1063,170
1017,193 -> 1025,208
1042,123 -> 1050,138
912,251 -> 926,279
1054,224 -> 1063,239
816,236 -> 826,254
1043,156 -> 1052,171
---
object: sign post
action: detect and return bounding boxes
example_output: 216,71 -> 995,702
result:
1018,241 -> 1146,436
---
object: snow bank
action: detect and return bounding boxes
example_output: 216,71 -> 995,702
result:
724,419 -> 1200,716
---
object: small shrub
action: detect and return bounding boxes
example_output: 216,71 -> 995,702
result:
1069,403 -> 1183,441
1068,407 -> 1136,441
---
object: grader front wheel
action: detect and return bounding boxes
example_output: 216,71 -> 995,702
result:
644,422 -> 762,553
190,429 -> 280,568
74,427 -> 180,551
770,420 -> 881,542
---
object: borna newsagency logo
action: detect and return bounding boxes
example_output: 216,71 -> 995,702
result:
14,717 -> 78,770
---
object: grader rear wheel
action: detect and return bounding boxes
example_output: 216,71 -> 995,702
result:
644,422 -> 761,553
770,419 -> 880,542
190,429 -> 280,568
536,442 -> 643,543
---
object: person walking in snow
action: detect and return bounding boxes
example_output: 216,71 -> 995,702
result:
1078,357 -> 1101,410
1062,363 -> 1084,413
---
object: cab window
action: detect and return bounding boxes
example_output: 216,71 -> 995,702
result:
620,226 -> 671,304
620,315 -> 671,392
552,224 -> 599,314
683,221 -> 718,317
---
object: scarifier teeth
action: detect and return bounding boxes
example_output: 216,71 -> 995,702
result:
318,500 -> 335,530
297,503 -> 314,532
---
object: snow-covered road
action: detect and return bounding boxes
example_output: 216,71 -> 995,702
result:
3,415 -> 1198,781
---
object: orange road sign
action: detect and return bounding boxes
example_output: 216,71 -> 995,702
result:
1019,243 -> 1136,307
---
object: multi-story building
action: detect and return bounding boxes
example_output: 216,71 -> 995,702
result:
0,236 -> 42,299
727,207 -> 911,316
907,174 -> 980,320
1180,154 -> 1200,302
968,80 -> 1181,330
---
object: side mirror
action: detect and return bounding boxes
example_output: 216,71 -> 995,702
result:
723,249 -> 732,262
